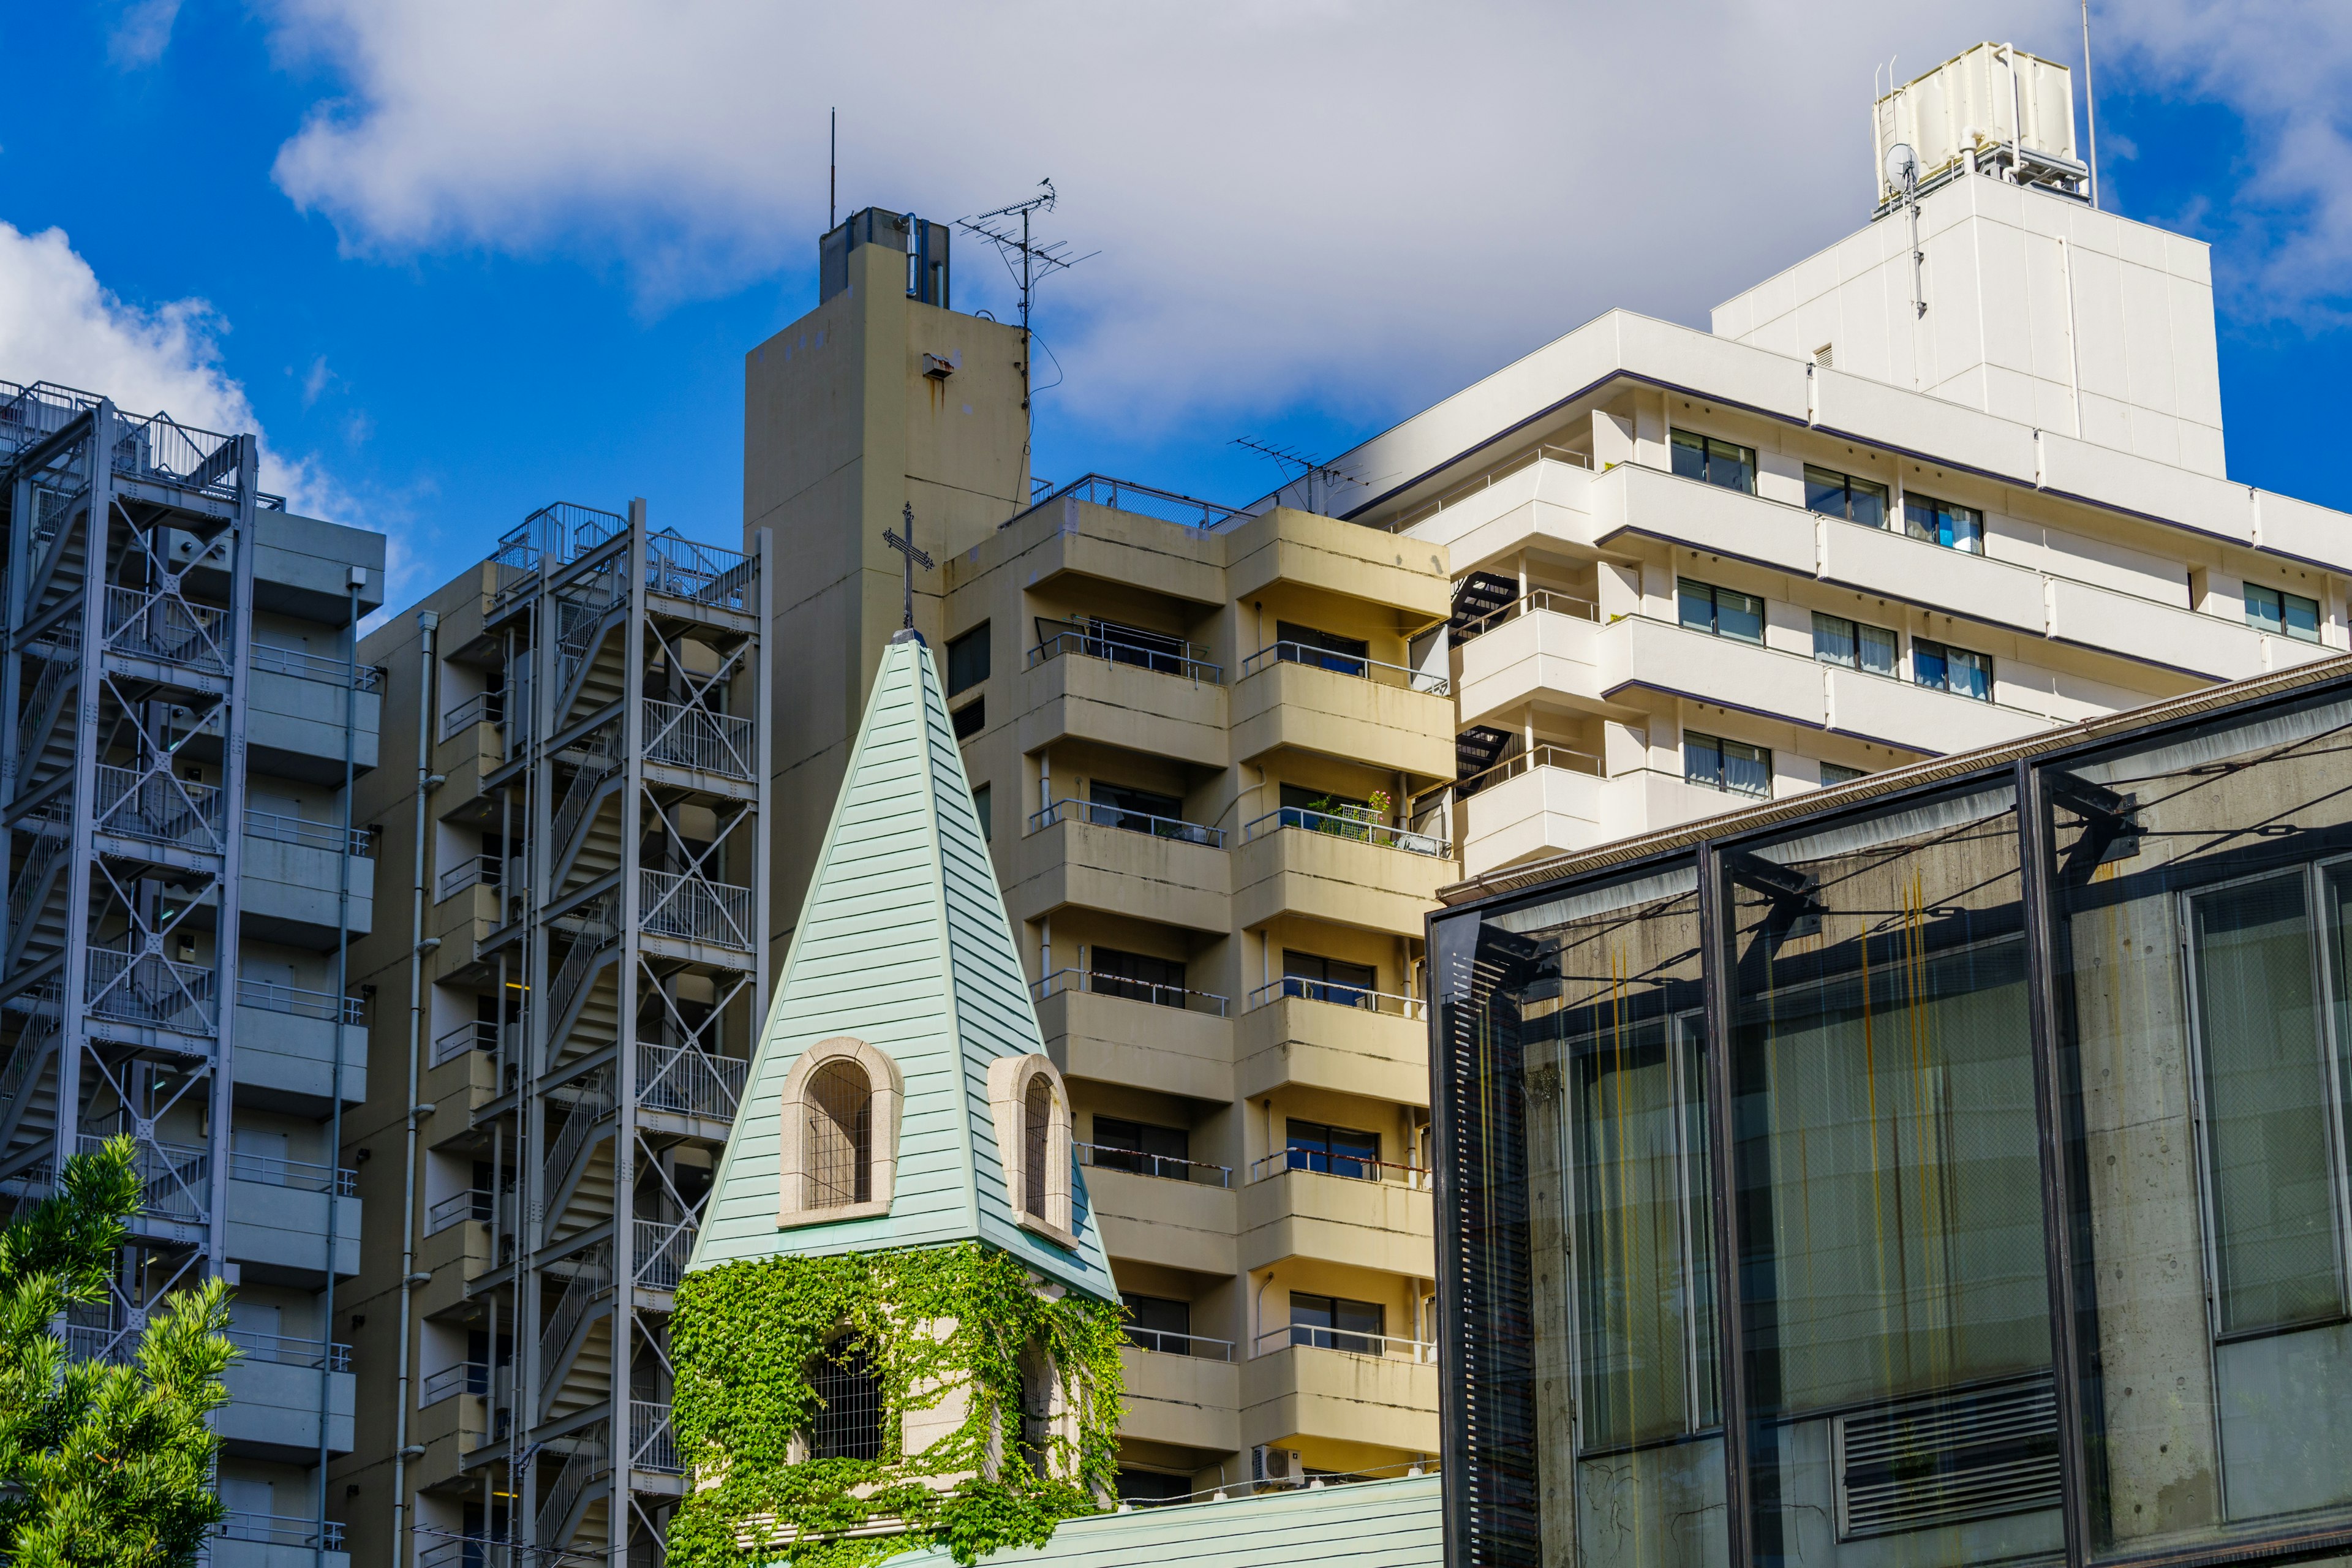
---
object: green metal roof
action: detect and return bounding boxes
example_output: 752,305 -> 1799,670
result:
880,1476 -> 1443,1568
686,632 -> 1116,1299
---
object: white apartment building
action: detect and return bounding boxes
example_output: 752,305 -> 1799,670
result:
1263,46 -> 2348,880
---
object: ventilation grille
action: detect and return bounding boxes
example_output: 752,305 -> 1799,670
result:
1833,1378 -> 2060,1541
1814,342 -> 1836,369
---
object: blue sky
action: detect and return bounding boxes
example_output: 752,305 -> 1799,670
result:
2,2 -> 2348,612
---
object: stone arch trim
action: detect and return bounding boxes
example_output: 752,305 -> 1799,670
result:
777,1036 -> 904,1227
986,1052 -> 1078,1250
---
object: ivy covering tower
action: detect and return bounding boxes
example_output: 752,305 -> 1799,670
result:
668,630 -> 1123,1568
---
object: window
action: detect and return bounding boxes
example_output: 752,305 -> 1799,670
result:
1677,579 -> 1764,644
1670,429 -> 1757,493
809,1338 -> 886,1460
2245,583 -> 2321,643
951,696 -> 983,741
970,783 -> 991,842
1803,465 -> 1888,527
1819,761 -> 1868,787
1016,1345 -> 1054,1477
1281,950 -> 1376,1008
1288,1292 -> 1384,1354
804,1061 -> 873,1209
1093,1116 -> 1189,1178
1685,731 -> 1771,797
1284,1118 -> 1380,1180
1914,638 -> 1992,701
1813,611 -> 1898,675
946,622 -> 990,696
1902,491 -> 1985,554
1091,947 -> 1186,1008
986,1054 -> 1076,1243
777,1038 -> 903,1226
1023,1077 -> 1050,1219
1120,1292 -> 1193,1354
1275,620 -> 1369,677
1116,1469 -> 1193,1502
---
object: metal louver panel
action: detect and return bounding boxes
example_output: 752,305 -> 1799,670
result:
1833,1376 -> 2061,1541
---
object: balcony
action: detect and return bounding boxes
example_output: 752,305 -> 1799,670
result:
1390,447 -> 1596,570
233,979 -> 366,1114
225,1157 -> 361,1282
246,666 -> 382,783
638,868 -> 753,955
1120,1343 -> 1241,1453
241,812 -> 377,948
1035,980 -> 1234,1102
1016,799 -> 1230,933
1078,1154 -> 1237,1276
218,1343 -> 356,1460
1018,631 -> 1229,769
1240,1340 -> 1439,1455
1234,809 -> 1453,937
1236,987 -> 1430,1107
213,1510 -> 349,1568
1592,460 -> 1817,576
1242,1154 -> 1433,1275
1453,595 -> 1604,729
643,697 -> 757,785
1444,747 -> 1610,878
1224,508 -> 1454,624
1817,511 -> 2045,634
1231,647 -> 1453,778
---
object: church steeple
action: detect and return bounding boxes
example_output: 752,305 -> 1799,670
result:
685,631 -> 1114,1300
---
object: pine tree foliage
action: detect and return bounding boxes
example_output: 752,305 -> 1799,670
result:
0,1134 -> 237,1567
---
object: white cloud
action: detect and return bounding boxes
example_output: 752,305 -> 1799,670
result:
109,0 -> 182,69
261,0 -> 2081,431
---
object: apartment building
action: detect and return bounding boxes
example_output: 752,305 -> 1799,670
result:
334,503 -> 769,1568
749,221 -> 1458,1496
0,377 -> 384,1564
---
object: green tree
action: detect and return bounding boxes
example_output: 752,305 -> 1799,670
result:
0,1134 -> 237,1566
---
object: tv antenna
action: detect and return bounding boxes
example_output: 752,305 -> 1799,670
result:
1232,437 -> 1347,515
958,180 -> 1098,414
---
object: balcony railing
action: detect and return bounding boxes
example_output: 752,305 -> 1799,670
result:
1452,587 -> 1604,643
227,1329 -> 352,1371
635,1216 -> 696,1292
1009,473 -> 1245,532
94,764 -> 222,852
431,1019 -> 498,1068
229,1149 -> 358,1196
639,869 -> 753,951
1411,743 -> 1608,822
1240,641 -> 1449,696
1242,805 -> 1447,858
1251,1325 -> 1437,1362
630,1398 -> 680,1473
426,1188 -> 494,1237
103,585 -> 230,673
1033,968 -> 1229,1017
415,1534 -> 518,1568
437,855 -> 502,901
1027,623 -> 1222,684
420,1359 -> 492,1404
1123,1326 -> 1235,1360
636,1041 -> 747,1121
643,698 -> 756,782
219,1511 -> 348,1550
238,975 -> 363,1025
646,530 -> 754,611
1025,796 -> 1224,848
76,1134 -> 208,1224
440,689 -> 505,740
1247,1145 -> 1432,1189
1245,977 -> 1426,1020
1388,442 -> 1591,533
85,949 -> 217,1035
246,807 -> 374,857
251,640 -> 383,691
1077,1141 -> 1231,1188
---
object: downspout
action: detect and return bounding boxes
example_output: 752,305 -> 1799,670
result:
315,572 -> 361,1567
392,609 -> 439,1564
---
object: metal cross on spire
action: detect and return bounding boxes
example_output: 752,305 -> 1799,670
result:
883,502 -> 932,631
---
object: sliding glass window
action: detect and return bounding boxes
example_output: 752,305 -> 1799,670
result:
2043,690 -> 2352,1559
1724,784 -> 2057,1568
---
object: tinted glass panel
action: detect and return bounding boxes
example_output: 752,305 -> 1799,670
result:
2246,584 -> 2286,635
1858,623 -> 1899,676
1814,612 -> 1858,667
1673,429 -> 1708,481
946,622 -> 990,696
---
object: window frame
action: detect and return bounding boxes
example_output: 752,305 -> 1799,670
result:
1902,491 -> 1986,554
987,1053 -> 1078,1247
1803,464 -> 1890,528
777,1037 -> 905,1227
2246,582 -> 2322,644
1670,428 -> 1758,495
946,621 -> 991,697
1812,611 -> 1898,676
1685,730 -> 1773,799
1913,636 -> 1994,702
1678,579 -> 1766,646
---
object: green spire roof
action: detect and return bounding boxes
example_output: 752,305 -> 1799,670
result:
687,633 -> 1115,1300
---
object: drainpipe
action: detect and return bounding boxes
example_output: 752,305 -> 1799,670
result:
392,609 -> 439,1565
315,571 -> 361,1567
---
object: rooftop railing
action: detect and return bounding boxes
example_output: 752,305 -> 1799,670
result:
1247,1145 -> 1431,1189
1026,796 -> 1224,848
1123,1326 -> 1235,1360
237,975 -> 363,1025
1451,587 -> 1603,644
1242,804 -> 1447,858
1027,622 -> 1221,684
1076,1141 -> 1232,1188
1245,975 -> 1426,1020
1239,641 -> 1448,696
1251,1325 -> 1437,1363
1033,968 -> 1229,1017
251,640 -> 383,690
1007,473 -> 1245,532
646,530 -> 755,612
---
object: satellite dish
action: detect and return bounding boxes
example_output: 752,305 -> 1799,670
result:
1884,141 -> 1920,193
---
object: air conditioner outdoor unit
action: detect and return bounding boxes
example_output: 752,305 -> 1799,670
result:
1251,1446 -> 1304,1490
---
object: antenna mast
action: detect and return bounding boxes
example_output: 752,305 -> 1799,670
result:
1233,437 -> 1346,516
829,108 -> 837,229
957,180 -> 1098,470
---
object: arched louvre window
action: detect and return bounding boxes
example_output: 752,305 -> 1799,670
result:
1023,1076 -> 1050,1219
807,1061 -> 873,1210
810,1338 -> 884,1461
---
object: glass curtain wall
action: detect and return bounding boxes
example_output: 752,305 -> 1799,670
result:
1725,785 -> 2058,1567
2044,690 -> 2352,1559
1438,861 -> 1726,1568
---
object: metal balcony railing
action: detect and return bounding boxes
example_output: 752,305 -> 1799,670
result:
630,1398 -> 680,1473
646,530 -> 753,611
1010,473 -> 1246,532
1242,805 -> 1447,858
437,855 -> 502,901
103,586 -> 230,674
1239,641 -> 1449,696
439,688 -> 505,740
1122,1326 -> 1235,1360
426,1188 -> 494,1237
225,1329 -> 352,1371
639,869 -> 753,951
420,1359 -> 491,1404
94,764 -> 223,852
635,1217 -> 696,1292
245,807 -> 373,857
237,975 -> 363,1024
431,1020 -> 498,1068
1251,1325 -> 1437,1362
1033,968 -> 1229,1017
1025,796 -> 1225,848
636,1041 -> 746,1121
219,1511 -> 348,1550
228,1149 -> 358,1196
1410,743 -> 1607,823
643,698 -> 756,781
1027,622 -> 1222,684
76,1134 -> 208,1224
251,640 -> 383,690
1246,1145 -> 1432,1189
1451,587 -> 1604,643
1246,975 -> 1423,1017
1076,1141 -> 1231,1188
85,949 -> 217,1035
